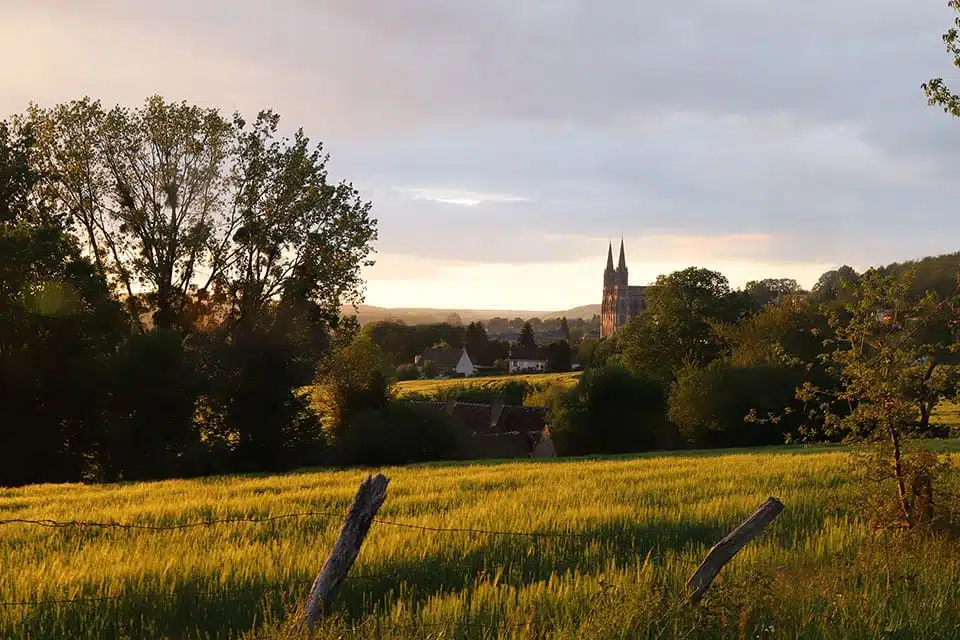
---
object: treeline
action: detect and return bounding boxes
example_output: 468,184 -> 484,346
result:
0,97 -> 377,486
363,316 -> 594,370
543,265 -> 959,454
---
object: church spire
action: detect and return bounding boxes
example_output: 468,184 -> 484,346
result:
605,241 -> 614,272
617,237 -> 627,271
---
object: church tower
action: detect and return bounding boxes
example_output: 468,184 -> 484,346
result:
600,241 -> 617,338
615,238 -> 629,329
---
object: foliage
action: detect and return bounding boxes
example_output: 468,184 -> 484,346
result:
576,338 -> 598,368
313,336 -> 390,437
618,267 -> 750,381
668,359 -> 807,448
335,401 -> 463,466
102,329 -> 204,481
360,321 -> 466,366
26,96 -> 377,333
0,120 -> 128,486
396,363 -> 420,381
743,277 -> 803,310
422,359 -> 440,379
545,340 -> 572,373
518,321 -> 536,348
796,269 -> 960,528
547,366 -> 670,455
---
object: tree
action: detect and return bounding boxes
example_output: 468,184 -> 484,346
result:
396,363 -> 420,381
923,0 -> 960,117
668,359 -> 806,448
546,341 -> 572,373
547,366 -> 670,455
618,267 -> 749,381
518,321 -> 536,348
744,278 -> 802,310
810,266 -> 860,305
464,321 -> 488,362
26,97 -> 377,333
577,338 -> 598,368
560,316 -> 570,341
0,120 -> 128,485
313,336 -> 390,438
796,269 -> 959,528
422,360 -> 440,379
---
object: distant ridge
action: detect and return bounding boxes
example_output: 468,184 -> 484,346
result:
339,303 -> 602,325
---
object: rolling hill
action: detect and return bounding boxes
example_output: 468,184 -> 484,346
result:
339,303 -> 602,325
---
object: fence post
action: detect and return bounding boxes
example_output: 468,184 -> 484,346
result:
686,497 -> 784,604
299,473 -> 390,631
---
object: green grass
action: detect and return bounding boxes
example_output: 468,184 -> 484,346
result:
3,428 -> 960,638
392,372 -> 581,399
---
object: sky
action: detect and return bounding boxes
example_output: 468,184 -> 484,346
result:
2,0 -> 959,311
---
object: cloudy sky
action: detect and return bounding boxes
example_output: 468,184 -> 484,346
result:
2,1 -> 959,310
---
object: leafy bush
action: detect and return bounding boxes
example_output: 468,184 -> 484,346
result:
668,359 -> 805,448
547,366 -> 670,455
336,401 -> 463,466
396,363 -> 420,381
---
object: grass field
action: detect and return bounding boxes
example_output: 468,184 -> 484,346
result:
392,372 -> 581,398
3,407 -> 960,639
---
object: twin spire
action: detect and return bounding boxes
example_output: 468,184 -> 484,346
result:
605,238 -> 627,273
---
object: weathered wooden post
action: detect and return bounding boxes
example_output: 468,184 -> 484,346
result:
299,473 -> 390,631
686,497 -> 784,604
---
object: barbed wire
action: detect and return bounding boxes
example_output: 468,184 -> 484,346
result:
0,512 -> 602,539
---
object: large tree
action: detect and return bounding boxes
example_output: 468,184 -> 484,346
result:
26,96 -> 376,333
0,120 -> 127,485
618,267 -> 750,380
798,270 -> 959,527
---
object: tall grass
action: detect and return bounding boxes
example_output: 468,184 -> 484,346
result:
392,372 -> 581,400
3,433 -> 960,638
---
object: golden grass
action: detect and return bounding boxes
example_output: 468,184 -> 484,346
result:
3,431 -> 960,638
392,372 -> 581,398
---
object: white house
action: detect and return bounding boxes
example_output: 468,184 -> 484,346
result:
415,346 -> 476,377
507,347 -> 548,374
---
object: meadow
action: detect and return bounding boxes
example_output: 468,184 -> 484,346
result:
3,407 -> 960,640
392,372 -> 581,399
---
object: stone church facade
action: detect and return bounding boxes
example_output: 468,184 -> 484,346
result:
600,240 -> 649,339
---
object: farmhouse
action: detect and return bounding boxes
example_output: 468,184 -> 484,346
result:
507,346 -> 548,374
415,346 -> 476,377
405,398 -> 555,459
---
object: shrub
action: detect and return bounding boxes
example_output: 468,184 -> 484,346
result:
396,363 -> 420,381
548,365 -> 670,455
668,359 -> 805,448
336,401 -> 463,466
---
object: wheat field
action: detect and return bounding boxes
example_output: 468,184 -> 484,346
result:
3,420 -> 960,639
392,372 -> 581,398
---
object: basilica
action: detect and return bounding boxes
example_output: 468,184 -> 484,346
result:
600,240 -> 649,338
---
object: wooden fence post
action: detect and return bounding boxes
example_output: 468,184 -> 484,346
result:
686,497 -> 784,604
299,473 -> 390,631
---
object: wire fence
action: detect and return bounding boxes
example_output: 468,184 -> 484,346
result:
0,511 -> 601,538
0,510 -> 609,613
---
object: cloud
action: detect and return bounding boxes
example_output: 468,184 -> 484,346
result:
394,187 -> 532,206
1,0 -> 958,309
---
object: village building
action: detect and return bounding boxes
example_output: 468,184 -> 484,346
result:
405,398 -> 555,459
414,346 -> 476,377
507,346 -> 548,374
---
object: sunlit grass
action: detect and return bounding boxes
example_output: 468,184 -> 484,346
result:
392,372 -> 581,399
3,425 -> 960,638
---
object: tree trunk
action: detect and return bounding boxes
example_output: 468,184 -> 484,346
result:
888,421 -> 913,527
